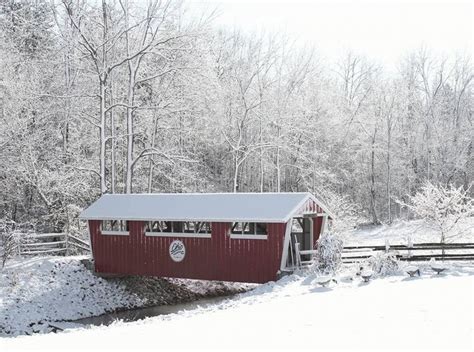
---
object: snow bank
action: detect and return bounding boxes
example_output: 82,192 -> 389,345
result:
0,256 -> 144,335
0,256 -> 252,336
2,265 -> 473,350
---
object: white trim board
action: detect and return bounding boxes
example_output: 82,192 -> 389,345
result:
308,194 -> 336,219
283,194 -> 335,222
283,194 -> 312,223
145,232 -> 211,239
101,230 -> 129,236
280,220 -> 292,271
229,234 -> 268,240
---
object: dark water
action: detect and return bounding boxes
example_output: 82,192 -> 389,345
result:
70,295 -> 233,327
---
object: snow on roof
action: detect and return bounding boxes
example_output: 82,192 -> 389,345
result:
79,192 -> 332,223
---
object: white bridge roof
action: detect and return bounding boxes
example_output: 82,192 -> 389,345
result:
79,192 -> 333,223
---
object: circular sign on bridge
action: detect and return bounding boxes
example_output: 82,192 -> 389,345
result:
169,240 -> 186,262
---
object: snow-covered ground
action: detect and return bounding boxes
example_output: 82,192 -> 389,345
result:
345,218 -> 474,245
0,256 -> 143,336
0,256 -> 250,336
2,264 -> 473,351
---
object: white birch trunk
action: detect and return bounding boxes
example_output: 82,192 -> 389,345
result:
99,82 -> 107,194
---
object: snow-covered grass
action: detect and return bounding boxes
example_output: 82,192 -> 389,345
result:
344,218 -> 474,246
2,265 -> 473,351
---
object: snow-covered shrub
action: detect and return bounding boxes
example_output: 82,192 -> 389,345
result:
314,232 -> 344,274
398,182 -> 474,244
321,191 -> 362,236
323,191 -> 365,239
366,252 -> 400,276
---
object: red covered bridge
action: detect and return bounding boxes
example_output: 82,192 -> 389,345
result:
80,192 -> 334,283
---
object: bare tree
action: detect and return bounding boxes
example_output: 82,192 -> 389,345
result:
61,0 -> 190,193
219,33 -> 276,192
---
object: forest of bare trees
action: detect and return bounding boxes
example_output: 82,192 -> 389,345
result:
0,0 -> 472,233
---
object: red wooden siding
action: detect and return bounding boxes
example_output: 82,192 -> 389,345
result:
89,220 -> 286,283
295,198 -> 323,216
313,217 -> 323,247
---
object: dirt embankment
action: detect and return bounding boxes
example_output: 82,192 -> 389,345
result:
112,275 -> 254,307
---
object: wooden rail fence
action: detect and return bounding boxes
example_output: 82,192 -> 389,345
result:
342,242 -> 474,263
6,233 -> 90,257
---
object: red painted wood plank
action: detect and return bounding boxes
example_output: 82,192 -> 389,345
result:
90,219 -> 288,283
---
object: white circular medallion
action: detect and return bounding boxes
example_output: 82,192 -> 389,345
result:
169,240 -> 186,262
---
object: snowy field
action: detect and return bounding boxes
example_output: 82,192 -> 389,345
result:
2,264 -> 473,351
345,218 -> 474,245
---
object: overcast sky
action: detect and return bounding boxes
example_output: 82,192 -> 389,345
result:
188,0 -> 473,66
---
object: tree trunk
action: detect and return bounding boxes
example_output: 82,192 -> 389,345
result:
124,1 -> 135,194
147,115 -> 159,193
110,77 -> 116,193
259,120 -> 264,192
233,156 -> 239,192
275,126 -> 281,192
99,81 -> 107,194
63,50 -> 71,157
124,78 -> 134,194
99,0 -> 109,194
386,115 -> 392,224
369,129 -> 379,224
